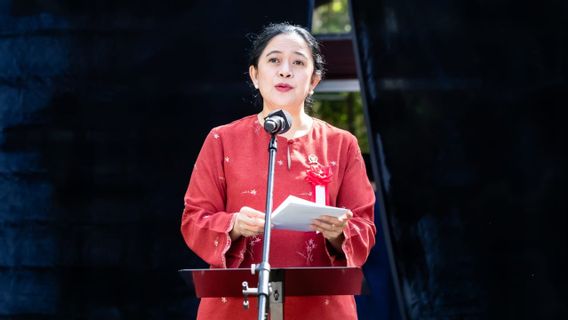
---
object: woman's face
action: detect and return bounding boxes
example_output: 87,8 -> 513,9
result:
249,32 -> 321,112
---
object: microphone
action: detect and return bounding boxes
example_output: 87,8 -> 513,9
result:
263,109 -> 293,135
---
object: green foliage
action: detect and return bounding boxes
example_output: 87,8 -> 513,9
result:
309,92 -> 369,153
312,0 -> 351,34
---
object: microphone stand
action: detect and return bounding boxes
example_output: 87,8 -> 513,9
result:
242,109 -> 291,320
257,133 -> 277,320
242,133 -> 279,320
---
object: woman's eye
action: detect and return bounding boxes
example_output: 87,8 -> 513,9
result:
268,57 -> 279,63
293,60 -> 305,66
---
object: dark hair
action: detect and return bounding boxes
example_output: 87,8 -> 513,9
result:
248,22 -> 326,108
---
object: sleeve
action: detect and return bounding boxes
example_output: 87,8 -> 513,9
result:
180,129 -> 247,268
330,134 -> 377,267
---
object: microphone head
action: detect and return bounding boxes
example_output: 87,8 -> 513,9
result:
263,109 -> 293,135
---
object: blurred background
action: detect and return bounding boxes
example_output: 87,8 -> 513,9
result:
1,0 -> 566,319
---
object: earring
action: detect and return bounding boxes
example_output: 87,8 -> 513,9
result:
309,90 -> 314,95
254,84 -> 258,89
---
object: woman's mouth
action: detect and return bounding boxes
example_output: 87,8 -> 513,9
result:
275,83 -> 293,92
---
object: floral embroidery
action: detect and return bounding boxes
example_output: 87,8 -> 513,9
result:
277,160 -> 284,166
221,297 -> 228,303
222,234 -> 231,268
241,189 -> 257,196
213,133 -> 220,139
299,191 -> 313,197
297,238 -> 317,265
224,156 -> 230,162
213,238 -> 219,247
330,161 -> 337,167
324,298 -> 330,306
247,235 -> 262,260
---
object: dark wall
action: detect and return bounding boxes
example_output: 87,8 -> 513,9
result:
0,1 -> 310,318
351,0 -> 567,319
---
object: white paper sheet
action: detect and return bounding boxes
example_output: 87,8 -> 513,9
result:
271,195 -> 348,231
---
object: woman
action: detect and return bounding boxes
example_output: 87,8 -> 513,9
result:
181,23 -> 376,319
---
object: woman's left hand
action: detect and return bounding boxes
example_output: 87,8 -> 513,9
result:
311,210 -> 353,252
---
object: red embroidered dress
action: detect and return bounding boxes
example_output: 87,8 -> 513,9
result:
181,115 -> 376,319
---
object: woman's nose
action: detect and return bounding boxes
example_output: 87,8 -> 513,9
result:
279,63 -> 293,78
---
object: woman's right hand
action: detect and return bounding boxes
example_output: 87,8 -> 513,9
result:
230,206 -> 266,240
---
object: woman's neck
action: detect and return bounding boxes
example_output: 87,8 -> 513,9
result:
258,106 -> 313,139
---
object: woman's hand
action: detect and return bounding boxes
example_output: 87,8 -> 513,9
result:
311,210 -> 353,252
230,206 -> 266,241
